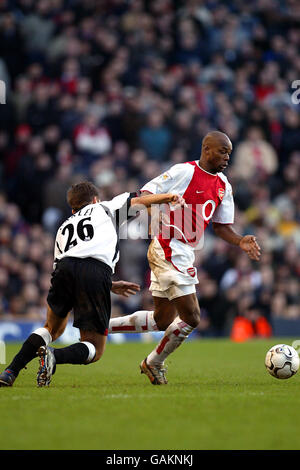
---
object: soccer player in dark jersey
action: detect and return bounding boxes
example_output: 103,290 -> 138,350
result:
0,182 -> 185,387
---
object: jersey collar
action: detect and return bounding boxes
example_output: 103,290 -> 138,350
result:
196,160 -> 218,176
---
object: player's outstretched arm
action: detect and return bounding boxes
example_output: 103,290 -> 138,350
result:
111,281 -> 140,297
131,193 -> 186,208
212,223 -> 261,261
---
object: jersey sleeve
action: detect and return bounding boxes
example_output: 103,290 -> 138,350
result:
141,164 -> 188,194
101,192 -> 137,227
212,181 -> 235,224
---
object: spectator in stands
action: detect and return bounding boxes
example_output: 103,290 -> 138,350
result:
74,113 -> 112,169
232,127 -> 278,180
138,108 -> 172,161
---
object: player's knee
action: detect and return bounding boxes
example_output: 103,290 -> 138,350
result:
154,308 -> 177,331
91,347 -> 105,362
192,304 -> 201,325
86,340 -> 105,363
181,305 -> 201,329
80,331 -> 106,363
189,310 -> 201,328
155,317 -> 173,331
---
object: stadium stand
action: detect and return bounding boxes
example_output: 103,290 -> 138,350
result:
0,0 -> 299,338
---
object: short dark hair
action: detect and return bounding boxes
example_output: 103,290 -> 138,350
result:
67,181 -> 99,212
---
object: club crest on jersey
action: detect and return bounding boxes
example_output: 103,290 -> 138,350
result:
187,267 -> 196,277
218,188 -> 225,201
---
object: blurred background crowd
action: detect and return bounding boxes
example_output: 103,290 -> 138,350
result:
0,0 -> 300,338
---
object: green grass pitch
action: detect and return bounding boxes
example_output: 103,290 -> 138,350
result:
1,339 -> 300,450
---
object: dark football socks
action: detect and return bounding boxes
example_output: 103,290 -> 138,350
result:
7,333 -> 46,376
53,343 -> 91,365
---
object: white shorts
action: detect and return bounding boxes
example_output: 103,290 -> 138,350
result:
147,238 -> 198,301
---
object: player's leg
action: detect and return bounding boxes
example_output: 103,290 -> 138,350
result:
139,238 -> 200,384
141,291 -> 200,385
44,304 -> 70,341
37,329 -> 107,386
36,330 -> 107,387
37,258 -> 112,386
109,241 -> 177,335
153,296 -> 178,329
109,310 -> 158,333
51,330 -> 106,366
0,305 -> 68,387
36,306 -> 73,387
147,293 -> 200,366
108,296 -> 177,333
80,330 -> 106,361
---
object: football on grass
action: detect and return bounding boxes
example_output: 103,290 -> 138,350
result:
265,344 -> 299,379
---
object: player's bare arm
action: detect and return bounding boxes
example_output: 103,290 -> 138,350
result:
131,193 -> 185,208
111,281 -> 140,297
137,191 -> 187,218
212,222 -> 261,261
138,190 -> 156,216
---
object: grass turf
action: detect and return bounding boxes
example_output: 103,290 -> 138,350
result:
0,339 -> 300,450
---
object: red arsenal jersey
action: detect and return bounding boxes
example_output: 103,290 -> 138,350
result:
141,161 -> 234,272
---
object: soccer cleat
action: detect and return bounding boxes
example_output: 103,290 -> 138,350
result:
140,358 -> 168,385
0,369 -> 16,387
37,346 -> 56,387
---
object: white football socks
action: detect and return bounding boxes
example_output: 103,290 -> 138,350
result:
81,341 -> 96,363
109,310 -> 158,334
32,327 -> 52,345
147,317 -> 194,366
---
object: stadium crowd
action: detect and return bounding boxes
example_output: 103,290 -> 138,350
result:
0,0 -> 300,337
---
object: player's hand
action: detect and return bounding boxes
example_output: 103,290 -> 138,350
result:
170,194 -> 187,208
239,235 -> 261,261
111,281 -> 140,297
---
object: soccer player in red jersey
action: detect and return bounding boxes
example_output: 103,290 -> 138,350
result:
109,131 -> 261,385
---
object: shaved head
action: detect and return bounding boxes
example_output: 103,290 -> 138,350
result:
202,131 -> 232,149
